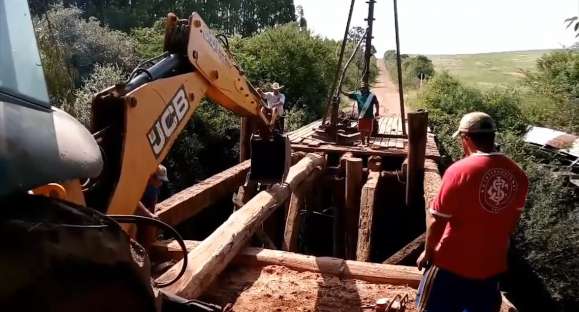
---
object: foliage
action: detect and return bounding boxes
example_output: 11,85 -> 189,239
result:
164,102 -> 241,192
417,70 -> 579,311
522,50 -> 579,133
384,50 -> 434,89
231,24 -> 338,118
34,5 -> 137,106
131,20 -> 165,60
30,0 -> 296,36
66,64 -> 125,127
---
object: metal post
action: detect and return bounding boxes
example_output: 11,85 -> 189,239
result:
393,0 -> 407,136
362,0 -> 376,87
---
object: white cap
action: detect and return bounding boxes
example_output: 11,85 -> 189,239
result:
155,164 -> 169,182
452,112 -> 497,138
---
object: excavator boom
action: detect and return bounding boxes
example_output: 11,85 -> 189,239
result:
85,13 -> 288,216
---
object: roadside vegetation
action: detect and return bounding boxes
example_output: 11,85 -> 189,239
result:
392,47 -> 578,310
32,1 -> 376,191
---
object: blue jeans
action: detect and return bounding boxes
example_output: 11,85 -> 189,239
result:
416,265 -> 502,312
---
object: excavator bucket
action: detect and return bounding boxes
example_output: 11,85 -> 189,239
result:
249,132 -> 291,184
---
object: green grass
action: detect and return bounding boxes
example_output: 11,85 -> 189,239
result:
427,49 -> 557,89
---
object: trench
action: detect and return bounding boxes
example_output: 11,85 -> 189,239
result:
164,153 -> 426,265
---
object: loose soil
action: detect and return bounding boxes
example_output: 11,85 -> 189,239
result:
372,60 -> 402,117
204,264 -> 418,312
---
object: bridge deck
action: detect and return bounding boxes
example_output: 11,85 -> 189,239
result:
288,116 -> 439,159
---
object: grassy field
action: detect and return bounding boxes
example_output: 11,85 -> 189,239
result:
427,49 -> 556,89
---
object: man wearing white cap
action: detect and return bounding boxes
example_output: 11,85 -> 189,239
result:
257,82 -> 286,131
416,112 -> 528,312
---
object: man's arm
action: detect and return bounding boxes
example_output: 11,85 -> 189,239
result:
136,201 -> 158,219
373,96 -> 380,117
416,166 -> 460,271
417,210 -> 449,271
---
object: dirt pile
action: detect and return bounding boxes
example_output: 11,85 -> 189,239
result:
205,264 -> 418,312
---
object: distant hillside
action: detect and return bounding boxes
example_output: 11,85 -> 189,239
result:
427,49 -> 557,89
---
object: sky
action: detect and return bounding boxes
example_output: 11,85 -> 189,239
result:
294,0 -> 579,55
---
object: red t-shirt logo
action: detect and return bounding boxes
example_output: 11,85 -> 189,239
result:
479,168 -> 518,214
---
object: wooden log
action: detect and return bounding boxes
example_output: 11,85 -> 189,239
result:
406,110 -> 428,208
153,240 -> 421,287
282,167 -> 322,252
332,176 -> 346,258
239,117 -> 252,162
156,153 -> 326,299
344,156 -> 363,260
356,171 -> 381,262
383,233 -> 425,265
156,160 -> 250,226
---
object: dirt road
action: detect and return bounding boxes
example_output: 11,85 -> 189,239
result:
372,59 -> 402,117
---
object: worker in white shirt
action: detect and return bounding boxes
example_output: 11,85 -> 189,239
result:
257,82 -> 286,132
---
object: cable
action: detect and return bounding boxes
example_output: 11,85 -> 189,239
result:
108,215 -> 188,288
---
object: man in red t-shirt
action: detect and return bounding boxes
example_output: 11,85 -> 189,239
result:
416,112 -> 528,312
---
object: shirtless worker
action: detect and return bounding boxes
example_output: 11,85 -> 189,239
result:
342,82 -> 379,146
416,112 -> 529,312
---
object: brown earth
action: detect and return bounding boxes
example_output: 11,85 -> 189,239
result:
372,60 -> 403,117
204,264 -> 418,312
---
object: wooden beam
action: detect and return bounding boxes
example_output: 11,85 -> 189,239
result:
153,240 -> 421,287
332,175 -> 345,258
406,111 -> 428,208
156,160 -> 250,226
383,233 -> 425,265
239,117 -> 252,162
282,167 -> 322,252
356,170 -> 381,262
156,153 -> 326,299
344,156 -> 363,260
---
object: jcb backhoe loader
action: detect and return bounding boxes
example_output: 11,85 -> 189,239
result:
0,3 -> 288,311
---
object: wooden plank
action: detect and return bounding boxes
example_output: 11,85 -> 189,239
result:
356,171 -> 381,262
406,111 -> 428,208
153,240 -> 421,287
291,144 -> 415,159
383,233 -> 425,265
282,167 -> 322,251
156,153 -> 327,299
345,157 -> 363,260
156,160 -> 250,226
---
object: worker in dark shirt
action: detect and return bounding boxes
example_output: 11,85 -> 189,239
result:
136,164 -> 169,250
342,82 -> 380,146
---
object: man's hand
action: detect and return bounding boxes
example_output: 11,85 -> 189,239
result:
375,111 -> 379,118
416,249 -> 432,271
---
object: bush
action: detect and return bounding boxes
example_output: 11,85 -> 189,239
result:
523,50 -> 579,133
66,64 -> 125,127
384,51 -> 434,89
131,20 -> 165,60
231,24 -> 338,120
34,5 -> 138,106
417,72 -> 527,161
417,71 -> 579,311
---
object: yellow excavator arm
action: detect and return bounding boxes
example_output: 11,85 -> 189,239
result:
81,13 -> 281,216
